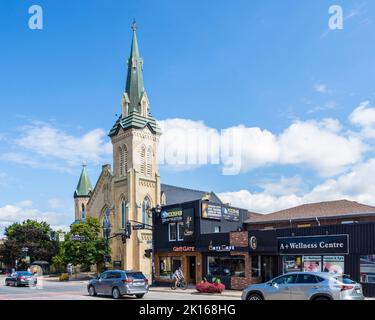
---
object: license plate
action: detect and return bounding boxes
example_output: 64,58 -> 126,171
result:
134,281 -> 144,286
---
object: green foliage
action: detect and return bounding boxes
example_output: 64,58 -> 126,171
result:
54,217 -> 109,268
0,219 -> 59,267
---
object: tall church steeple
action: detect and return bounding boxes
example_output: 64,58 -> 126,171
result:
109,20 -> 160,137
125,19 -> 145,114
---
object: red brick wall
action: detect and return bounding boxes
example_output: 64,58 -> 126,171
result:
230,231 -> 248,247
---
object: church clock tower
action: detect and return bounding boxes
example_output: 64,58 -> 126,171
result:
108,21 -> 161,278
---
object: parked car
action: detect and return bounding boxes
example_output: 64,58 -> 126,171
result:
87,270 -> 149,299
241,272 -> 364,300
5,271 -> 37,287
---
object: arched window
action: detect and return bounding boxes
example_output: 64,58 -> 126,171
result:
142,197 -> 151,225
81,204 -> 86,221
161,192 -> 166,205
121,199 -> 127,229
102,207 -> 111,239
140,145 -> 146,175
146,147 -> 152,176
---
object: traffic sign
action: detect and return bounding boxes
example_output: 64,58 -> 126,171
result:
132,224 -> 145,230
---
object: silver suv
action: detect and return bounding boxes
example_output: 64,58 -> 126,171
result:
87,270 -> 149,299
241,272 -> 364,300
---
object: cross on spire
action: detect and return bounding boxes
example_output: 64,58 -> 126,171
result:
131,18 -> 137,32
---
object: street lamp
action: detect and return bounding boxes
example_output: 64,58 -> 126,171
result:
147,204 -> 162,285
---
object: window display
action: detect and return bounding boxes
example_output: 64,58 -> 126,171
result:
159,257 -> 181,279
208,256 -> 245,277
323,256 -> 344,274
303,256 -> 321,272
283,256 -> 302,273
360,255 -> 375,283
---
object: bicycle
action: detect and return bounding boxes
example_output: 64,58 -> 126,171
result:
171,278 -> 187,290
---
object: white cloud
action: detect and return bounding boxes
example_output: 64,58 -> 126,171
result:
279,119 -> 366,176
48,198 -> 65,209
219,157 -> 375,214
313,83 -> 329,94
0,200 -> 70,236
0,122 -> 112,171
349,101 -> 375,138
159,116 -> 367,177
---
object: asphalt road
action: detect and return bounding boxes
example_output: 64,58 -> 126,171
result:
0,276 -> 236,300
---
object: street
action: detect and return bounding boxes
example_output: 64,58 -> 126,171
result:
0,276 -> 237,300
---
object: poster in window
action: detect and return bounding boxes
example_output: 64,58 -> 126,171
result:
302,256 -> 322,272
183,208 -> 195,242
323,256 -> 344,275
283,256 -> 302,273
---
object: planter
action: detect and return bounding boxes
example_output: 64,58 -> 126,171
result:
196,282 -> 225,294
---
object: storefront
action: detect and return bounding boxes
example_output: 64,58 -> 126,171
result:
247,223 -> 375,297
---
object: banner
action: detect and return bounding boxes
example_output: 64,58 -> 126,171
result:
161,208 -> 183,224
201,202 -> 222,220
183,208 -> 195,242
222,206 -> 240,221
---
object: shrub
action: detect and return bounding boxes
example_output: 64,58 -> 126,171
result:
59,273 -> 70,281
196,281 -> 225,293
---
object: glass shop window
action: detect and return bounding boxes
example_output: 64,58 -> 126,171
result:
360,255 -> 375,283
159,257 -> 182,279
207,256 -> 245,278
251,256 -> 261,278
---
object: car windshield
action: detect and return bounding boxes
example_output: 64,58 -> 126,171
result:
334,275 -> 356,284
126,272 -> 145,280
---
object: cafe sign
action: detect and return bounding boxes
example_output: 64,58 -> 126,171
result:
208,241 -> 235,252
278,235 -> 349,255
161,208 -> 183,224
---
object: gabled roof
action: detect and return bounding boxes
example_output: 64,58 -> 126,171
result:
161,184 -> 223,206
245,200 -> 375,224
74,165 -> 93,197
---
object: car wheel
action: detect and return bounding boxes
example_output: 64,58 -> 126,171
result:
88,286 -> 97,297
314,296 -> 330,301
135,294 -> 145,299
247,293 -> 263,301
112,287 -> 121,299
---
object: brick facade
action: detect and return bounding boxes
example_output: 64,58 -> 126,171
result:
230,231 -> 248,247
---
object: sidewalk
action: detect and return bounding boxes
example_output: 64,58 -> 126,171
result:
149,286 -> 242,298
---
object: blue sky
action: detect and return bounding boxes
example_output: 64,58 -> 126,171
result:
1,0 -> 375,233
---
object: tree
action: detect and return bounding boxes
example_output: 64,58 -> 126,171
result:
55,217 -> 108,271
0,220 -> 59,268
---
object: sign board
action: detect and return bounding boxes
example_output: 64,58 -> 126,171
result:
208,241 -> 235,252
71,235 -> 85,241
173,246 -> 196,252
201,202 -> 222,220
222,206 -> 240,222
161,208 -> 183,224
113,261 -> 122,268
58,233 -> 65,242
278,235 -> 349,255
132,224 -> 145,230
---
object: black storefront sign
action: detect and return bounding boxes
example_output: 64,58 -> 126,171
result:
161,208 -> 183,224
222,206 -> 240,222
278,235 -> 349,255
183,208 -> 195,242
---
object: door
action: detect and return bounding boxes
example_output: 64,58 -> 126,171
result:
188,256 -> 196,284
96,272 -> 110,294
290,273 -> 324,300
263,274 -> 297,300
261,256 -> 277,282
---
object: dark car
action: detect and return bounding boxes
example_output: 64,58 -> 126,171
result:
87,270 -> 149,299
5,271 -> 37,287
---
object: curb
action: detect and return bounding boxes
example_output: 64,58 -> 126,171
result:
149,288 -> 241,298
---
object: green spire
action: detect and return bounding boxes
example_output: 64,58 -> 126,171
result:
125,19 -> 145,114
74,165 -> 93,197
